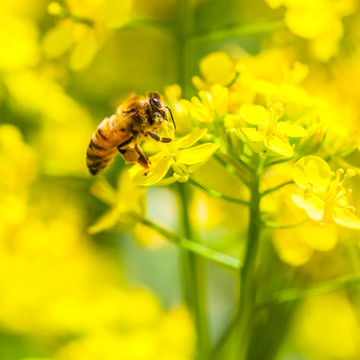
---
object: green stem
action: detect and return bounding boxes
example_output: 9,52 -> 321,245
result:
237,159 -> 263,360
263,219 -> 308,229
139,217 -> 241,270
189,178 -> 249,206
174,1 -> 210,355
260,180 -> 294,197
187,19 -> 285,44
265,157 -> 293,168
213,114 -> 252,186
177,182 -> 210,358
261,274 -> 360,305
176,0 -> 190,93
214,154 -> 250,187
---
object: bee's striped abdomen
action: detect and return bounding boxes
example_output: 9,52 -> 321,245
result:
86,141 -> 116,176
86,117 -> 130,176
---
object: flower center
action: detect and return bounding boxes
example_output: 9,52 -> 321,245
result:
266,97 -> 287,136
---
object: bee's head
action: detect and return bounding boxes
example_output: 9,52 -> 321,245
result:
147,92 -> 176,129
148,92 -> 163,112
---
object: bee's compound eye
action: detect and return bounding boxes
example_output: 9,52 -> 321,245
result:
150,97 -> 161,107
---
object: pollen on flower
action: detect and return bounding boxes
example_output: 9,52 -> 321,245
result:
268,97 -> 287,116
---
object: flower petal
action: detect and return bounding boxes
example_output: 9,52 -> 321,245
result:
199,51 -> 235,85
153,177 -> 177,186
176,128 -> 208,149
87,208 -> 120,234
293,156 -> 331,190
333,207 -> 360,229
176,143 -> 219,165
131,156 -> 172,186
285,6 -> 339,39
264,135 -> 294,157
276,122 -> 308,138
292,194 -> 325,221
241,127 -> 265,142
240,104 -> 269,125
303,223 -> 338,251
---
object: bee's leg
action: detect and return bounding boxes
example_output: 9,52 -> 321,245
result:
117,137 -> 141,164
117,136 -> 133,151
146,132 -> 176,143
119,148 -> 140,163
135,145 -> 150,169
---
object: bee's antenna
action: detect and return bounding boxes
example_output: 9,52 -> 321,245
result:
165,106 -> 176,129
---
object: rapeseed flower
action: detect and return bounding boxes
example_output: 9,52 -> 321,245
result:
129,128 -> 219,186
88,172 -> 146,234
240,97 -> 307,157
265,0 -> 357,61
180,84 -> 229,124
192,51 -> 237,89
292,156 -> 360,228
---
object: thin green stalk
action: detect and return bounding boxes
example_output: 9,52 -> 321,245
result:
214,154 -> 250,187
176,0 -> 190,94
189,178 -> 249,206
265,157 -> 293,168
213,114 -> 252,185
237,159 -> 263,360
263,219 -> 308,229
261,274 -> 360,305
139,217 -> 241,270
187,19 -> 285,44
260,180 -> 294,196
52,5 -> 95,27
178,183 -> 210,358
174,0 -> 210,356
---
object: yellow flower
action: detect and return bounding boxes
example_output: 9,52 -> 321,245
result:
265,0 -> 357,61
0,14 -> 39,71
294,293 -> 360,359
192,51 -> 237,89
53,306 -> 194,360
292,156 -> 360,228
43,21 -> 98,71
180,84 -> 229,123
0,124 -> 37,193
240,97 -> 307,157
4,70 -> 94,176
273,223 -> 338,266
164,84 -> 194,134
88,171 -> 146,234
66,0 -> 133,28
129,128 -> 219,186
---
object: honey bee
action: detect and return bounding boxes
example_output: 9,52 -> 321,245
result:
86,92 -> 176,176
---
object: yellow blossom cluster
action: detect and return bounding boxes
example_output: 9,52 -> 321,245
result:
265,0 -> 357,61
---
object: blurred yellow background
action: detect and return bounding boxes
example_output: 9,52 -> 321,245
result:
2,0 -> 360,359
